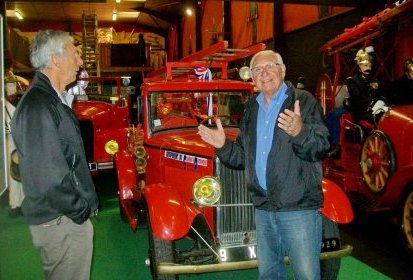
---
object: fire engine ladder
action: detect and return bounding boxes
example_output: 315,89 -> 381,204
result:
146,41 -> 266,81
82,13 -> 100,93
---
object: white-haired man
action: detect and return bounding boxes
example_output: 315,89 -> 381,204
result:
11,30 -> 98,280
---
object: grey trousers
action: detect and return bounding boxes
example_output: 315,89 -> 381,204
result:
29,216 -> 94,280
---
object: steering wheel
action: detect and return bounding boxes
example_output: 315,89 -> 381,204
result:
200,114 -> 236,125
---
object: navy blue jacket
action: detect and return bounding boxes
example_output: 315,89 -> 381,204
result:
216,81 -> 329,212
11,72 -> 98,225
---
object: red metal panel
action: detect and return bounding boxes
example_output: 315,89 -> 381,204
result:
320,178 -> 354,224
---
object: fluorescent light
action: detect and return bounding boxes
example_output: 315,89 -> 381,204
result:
112,11 -> 117,21
117,11 -> 140,18
14,10 -> 23,20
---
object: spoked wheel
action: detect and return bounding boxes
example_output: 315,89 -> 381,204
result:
360,130 -> 395,193
320,215 -> 341,280
147,224 -> 178,280
401,187 -> 413,259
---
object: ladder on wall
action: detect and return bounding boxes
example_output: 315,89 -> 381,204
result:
82,13 -> 100,93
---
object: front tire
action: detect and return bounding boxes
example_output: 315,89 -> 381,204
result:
320,215 -> 341,280
400,186 -> 413,260
148,223 -> 178,280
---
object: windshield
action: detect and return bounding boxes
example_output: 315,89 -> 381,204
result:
148,91 -> 250,133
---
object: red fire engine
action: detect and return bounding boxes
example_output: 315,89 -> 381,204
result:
84,41 -> 354,279
317,0 -> 413,259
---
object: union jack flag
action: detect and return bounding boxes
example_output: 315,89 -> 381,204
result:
193,67 -> 212,80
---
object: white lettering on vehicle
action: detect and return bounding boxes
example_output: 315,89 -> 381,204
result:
219,249 -> 228,262
248,246 -> 256,259
164,150 -> 207,167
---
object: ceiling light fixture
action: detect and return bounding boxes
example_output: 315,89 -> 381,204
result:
14,10 -> 24,20
116,0 -> 121,3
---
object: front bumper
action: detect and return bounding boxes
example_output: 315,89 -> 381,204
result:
156,244 -> 353,275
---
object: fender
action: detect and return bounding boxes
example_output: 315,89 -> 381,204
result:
321,178 -> 354,224
143,183 -> 201,240
114,150 -> 141,230
114,150 -> 140,200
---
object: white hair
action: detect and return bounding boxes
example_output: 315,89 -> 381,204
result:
29,30 -> 74,70
250,50 -> 284,69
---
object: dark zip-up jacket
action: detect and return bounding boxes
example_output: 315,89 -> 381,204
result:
216,81 -> 329,212
11,72 -> 98,225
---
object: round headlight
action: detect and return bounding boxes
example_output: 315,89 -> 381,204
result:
193,176 -> 222,206
104,140 -> 119,155
239,66 -> 251,81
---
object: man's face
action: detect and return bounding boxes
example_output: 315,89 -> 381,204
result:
251,54 -> 286,96
60,42 -> 83,86
358,62 -> 372,77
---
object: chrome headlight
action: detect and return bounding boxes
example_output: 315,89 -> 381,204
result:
239,65 -> 251,81
104,140 -> 119,155
192,176 -> 221,207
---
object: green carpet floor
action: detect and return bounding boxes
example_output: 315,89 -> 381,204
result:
0,173 -> 391,280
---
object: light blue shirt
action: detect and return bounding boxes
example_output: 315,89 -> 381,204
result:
255,82 -> 288,190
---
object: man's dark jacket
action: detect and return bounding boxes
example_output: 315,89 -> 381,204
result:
216,81 -> 329,211
11,72 -> 98,225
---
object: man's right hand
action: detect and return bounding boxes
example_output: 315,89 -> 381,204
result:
198,118 -> 226,148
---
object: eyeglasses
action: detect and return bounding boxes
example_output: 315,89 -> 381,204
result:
251,62 -> 281,75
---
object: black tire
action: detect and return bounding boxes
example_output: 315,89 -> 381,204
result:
320,215 -> 341,280
148,223 -> 178,280
400,186 -> 413,260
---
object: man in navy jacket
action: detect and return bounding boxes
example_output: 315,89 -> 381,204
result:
198,50 -> 329,280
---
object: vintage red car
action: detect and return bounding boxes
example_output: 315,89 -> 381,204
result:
72,76 -> 136,174
106,41 -> 354,280
317,0 -> 413,258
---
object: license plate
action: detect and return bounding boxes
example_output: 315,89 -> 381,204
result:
218,245 -> 257,262
321,237 -> 340,252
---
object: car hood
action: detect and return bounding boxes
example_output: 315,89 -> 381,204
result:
145,128 -> 239,157
379,105 -> 413,141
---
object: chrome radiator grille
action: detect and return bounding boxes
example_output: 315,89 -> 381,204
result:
215,159 -> 256,247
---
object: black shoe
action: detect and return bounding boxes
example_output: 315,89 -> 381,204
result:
9,207 -> 22,218
326,144 -> 341,159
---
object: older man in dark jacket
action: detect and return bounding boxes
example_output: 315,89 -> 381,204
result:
11,30 -> 98,280
198,50 -> 329,280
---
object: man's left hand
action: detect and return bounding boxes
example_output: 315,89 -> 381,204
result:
278,100 -> 302,137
